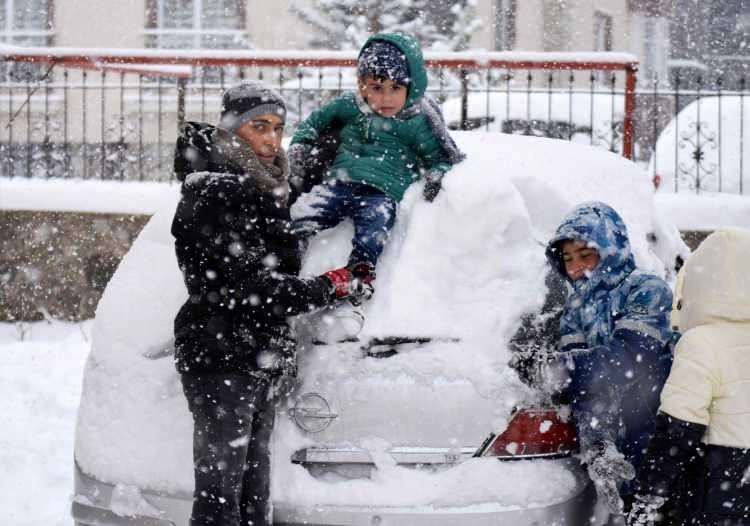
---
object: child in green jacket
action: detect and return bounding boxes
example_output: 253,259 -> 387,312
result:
288,31 -> 464,288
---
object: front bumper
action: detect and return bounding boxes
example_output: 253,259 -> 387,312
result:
275,489 -> 595,526
275,456 -> 595,526
72,461 -> 188,526
72,458 -> 596,526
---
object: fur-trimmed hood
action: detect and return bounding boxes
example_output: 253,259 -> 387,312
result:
673,227 -> 750,332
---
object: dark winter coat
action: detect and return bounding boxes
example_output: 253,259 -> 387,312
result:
289,32 -> 462,201
633,228 -> 750,525
545,202 -> 674,487
171,122 -> 332,377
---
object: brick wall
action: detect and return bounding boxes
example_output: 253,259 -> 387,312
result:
1,211 -> 150,321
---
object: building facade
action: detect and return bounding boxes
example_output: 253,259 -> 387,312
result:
1,1 -> 632,55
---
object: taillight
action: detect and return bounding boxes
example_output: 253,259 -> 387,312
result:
475,407 -> 578,459
652,174 -> 661,190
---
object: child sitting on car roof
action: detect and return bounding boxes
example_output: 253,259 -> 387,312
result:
287,31 -> 464,291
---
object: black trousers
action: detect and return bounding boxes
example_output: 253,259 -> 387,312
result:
181,372 -> 274,526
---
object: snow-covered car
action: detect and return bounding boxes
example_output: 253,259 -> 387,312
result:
441,90 -> 626,153
649,96 -> 750,194
72,131 -> 683,526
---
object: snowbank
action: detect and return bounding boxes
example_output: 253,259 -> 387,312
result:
0,321 -> 91,526
655,192 -> 750,231
0,177 -> 179,215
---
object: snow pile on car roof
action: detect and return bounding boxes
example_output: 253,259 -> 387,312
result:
300,131 -> 666,342
75,131 -> 673,506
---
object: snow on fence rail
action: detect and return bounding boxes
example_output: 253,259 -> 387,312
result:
1,46 -> 638,182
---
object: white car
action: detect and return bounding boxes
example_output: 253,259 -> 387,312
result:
72,131 -> 682,526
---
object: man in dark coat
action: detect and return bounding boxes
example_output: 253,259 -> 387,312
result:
172,81 -> 370,526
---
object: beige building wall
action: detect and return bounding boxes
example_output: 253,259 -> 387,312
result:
45,1 -> 631,54
566,1 -> 630,51
468,0 -> 631,53
54,0 -> 145,48
470,0 -> 495,50
51,0 -> 311,50
246,0 -> 312,49
516,1 -> 545,51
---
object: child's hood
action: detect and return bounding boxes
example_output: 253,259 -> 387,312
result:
359,32 -> 428,108
545,201 -> 636,290
675,227 -> 750,331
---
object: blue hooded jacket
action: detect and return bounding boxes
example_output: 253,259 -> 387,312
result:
546,202 -> 674,484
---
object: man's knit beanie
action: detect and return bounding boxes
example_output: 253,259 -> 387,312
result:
219,81 -> 286,131
357,40 -> 411,86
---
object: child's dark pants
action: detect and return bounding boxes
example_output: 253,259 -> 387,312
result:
181,372 -> 274,526
292,180 -> 398,267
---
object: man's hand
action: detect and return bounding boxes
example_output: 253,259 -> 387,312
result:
321,264 -> 374,305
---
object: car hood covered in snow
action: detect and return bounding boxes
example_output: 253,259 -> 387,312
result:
75,132 -> 677,511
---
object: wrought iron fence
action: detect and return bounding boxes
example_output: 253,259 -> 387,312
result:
635,74 -> 750,194
0,47 -> 639,184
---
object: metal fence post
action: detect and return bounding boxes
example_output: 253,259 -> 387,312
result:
623,64 -> 638,160
177,77 -> 187,134
460,68 -> 469,131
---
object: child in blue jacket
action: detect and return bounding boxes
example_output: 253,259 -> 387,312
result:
545,202 -> 675,518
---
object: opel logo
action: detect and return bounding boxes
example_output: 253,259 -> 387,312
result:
288,392 -> 338,433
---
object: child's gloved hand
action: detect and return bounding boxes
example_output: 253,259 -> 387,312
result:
423,171 -> 444,202
423,180 -> 442,202
585,440 -> 636,514
626,494 -> 666,526
287,143 -> 309,188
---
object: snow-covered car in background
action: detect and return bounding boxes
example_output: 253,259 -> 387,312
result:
441,90 -> 626,153
650,96 -> 750,194
72,132 -> 683,526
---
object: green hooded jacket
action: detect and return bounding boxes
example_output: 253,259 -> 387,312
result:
290,32 -> 453,201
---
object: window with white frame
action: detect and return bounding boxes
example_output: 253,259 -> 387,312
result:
1,0 -> 53,81
144,0 -> 249,50
631,13 -> 670,86
0,0 -> 53,45
494,0 -> 516,51
594,11 -> 613,52
543,0 -> 569,52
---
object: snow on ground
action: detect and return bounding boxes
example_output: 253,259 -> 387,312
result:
0,178 -> 179,215
654,192 -> 750,231
0,321 -> 91,526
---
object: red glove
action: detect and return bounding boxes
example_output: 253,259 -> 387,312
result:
321,263 -> 375,304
